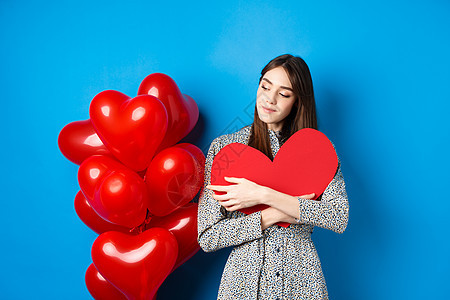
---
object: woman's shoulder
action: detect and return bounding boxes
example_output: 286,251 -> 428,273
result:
211,125 -> 252,147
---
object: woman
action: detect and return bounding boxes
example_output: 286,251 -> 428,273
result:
197,54 -> 349,299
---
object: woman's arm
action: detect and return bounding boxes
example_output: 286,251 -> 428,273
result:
262,163 -> 349,234
197,138 -> 264,253
260,206 -> 298,230
200,140 -> 349,237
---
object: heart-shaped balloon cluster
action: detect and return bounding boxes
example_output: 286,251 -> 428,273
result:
58,73 -> 203,299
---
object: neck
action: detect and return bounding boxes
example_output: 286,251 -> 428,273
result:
267,124 -> 283,132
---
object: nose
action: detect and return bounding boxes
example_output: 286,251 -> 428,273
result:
263,92 -> 276,105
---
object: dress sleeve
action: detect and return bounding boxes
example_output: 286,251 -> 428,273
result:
197,137 -> 264,252
296,159 -> 349,234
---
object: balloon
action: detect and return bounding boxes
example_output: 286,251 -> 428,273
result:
57,74 -> 204,298
85,263 -> 127,300
78,155 -> 149,228
90,90 -> 168,172
147,202 -> 200,270
58,119 -> 111,165
74,191 -> 132,235
174,143 -> 206,170
145,144 -> 204,216
92,228 -> 178,300
174,142 -> 205,201
137,73 -> 199,152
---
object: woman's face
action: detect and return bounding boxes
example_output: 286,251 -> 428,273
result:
256,66 -> 297,131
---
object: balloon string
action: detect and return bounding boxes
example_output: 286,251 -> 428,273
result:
143,209 -> 152,231
128,210 -> 153,234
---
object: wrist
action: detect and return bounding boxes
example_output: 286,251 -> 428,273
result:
261,186 -> 275,206
260,207 -> 279,229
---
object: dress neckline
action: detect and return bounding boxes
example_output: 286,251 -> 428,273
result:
244,124 -> 281,136
268,128 -> 282,137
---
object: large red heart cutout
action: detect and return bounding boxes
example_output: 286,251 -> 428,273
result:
58,119 -> 111,165
147,202 -> 200,271
211,128 -> 338,228
92,228 -> 178,300
78,155 -> 149,228
90,90 -> 168,172
138,73 -> 199,153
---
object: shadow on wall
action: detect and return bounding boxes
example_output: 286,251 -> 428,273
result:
179,111 -> 207,149
158,249 -> 231,299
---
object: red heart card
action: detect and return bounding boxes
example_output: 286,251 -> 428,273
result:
210,128 -> 338,228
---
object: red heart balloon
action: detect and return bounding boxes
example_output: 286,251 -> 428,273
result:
58,119 -> 111,165
90,90 -> 168,171
173,143 -> 205,192
145,144 -> 204,216
211,128 -> 338,228
78,155 -> 149,228
74,190 -> 132,235
174,143 -> 206,170
147,202 -> 200,270
85,263 -> 127,300
92,228 -> 178,300
137,73 -> 199,152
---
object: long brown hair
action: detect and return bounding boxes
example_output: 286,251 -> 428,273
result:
247,54 -> 318,160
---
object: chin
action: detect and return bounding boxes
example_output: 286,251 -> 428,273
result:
257,115 -> 275,127
256,111 -> 269,123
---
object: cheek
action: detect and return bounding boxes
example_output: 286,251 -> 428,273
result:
255,93 -> 266,108
281,100 -> 296,115
256,89 -> 264,101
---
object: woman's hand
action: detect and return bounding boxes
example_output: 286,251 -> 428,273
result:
205,177 -> 268,212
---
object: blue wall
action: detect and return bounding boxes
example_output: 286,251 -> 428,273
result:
1,0 -> 449,299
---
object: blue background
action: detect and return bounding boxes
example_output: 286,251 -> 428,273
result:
1,0 -> 449,299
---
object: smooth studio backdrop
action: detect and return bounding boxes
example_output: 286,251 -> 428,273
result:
1,0 -> 449,299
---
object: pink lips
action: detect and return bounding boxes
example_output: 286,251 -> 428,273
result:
262,106 -> 276,113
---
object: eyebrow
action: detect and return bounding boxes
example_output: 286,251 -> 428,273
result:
262,78 -> 294,92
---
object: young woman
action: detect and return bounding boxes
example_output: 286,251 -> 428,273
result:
197,54 -> 349,299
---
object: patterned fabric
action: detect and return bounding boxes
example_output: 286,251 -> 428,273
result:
197,125 -> 349,300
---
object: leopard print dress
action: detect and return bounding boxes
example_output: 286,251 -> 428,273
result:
197,125 -> 349,299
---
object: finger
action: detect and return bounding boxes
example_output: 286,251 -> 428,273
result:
212,193 -> 232,201
223,177 -> 243,183
223,204 -> 239,212
218,199 -> 238,209
218,198 -> 235,205
206,184 -> 231,192
298,193 -> 316,200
